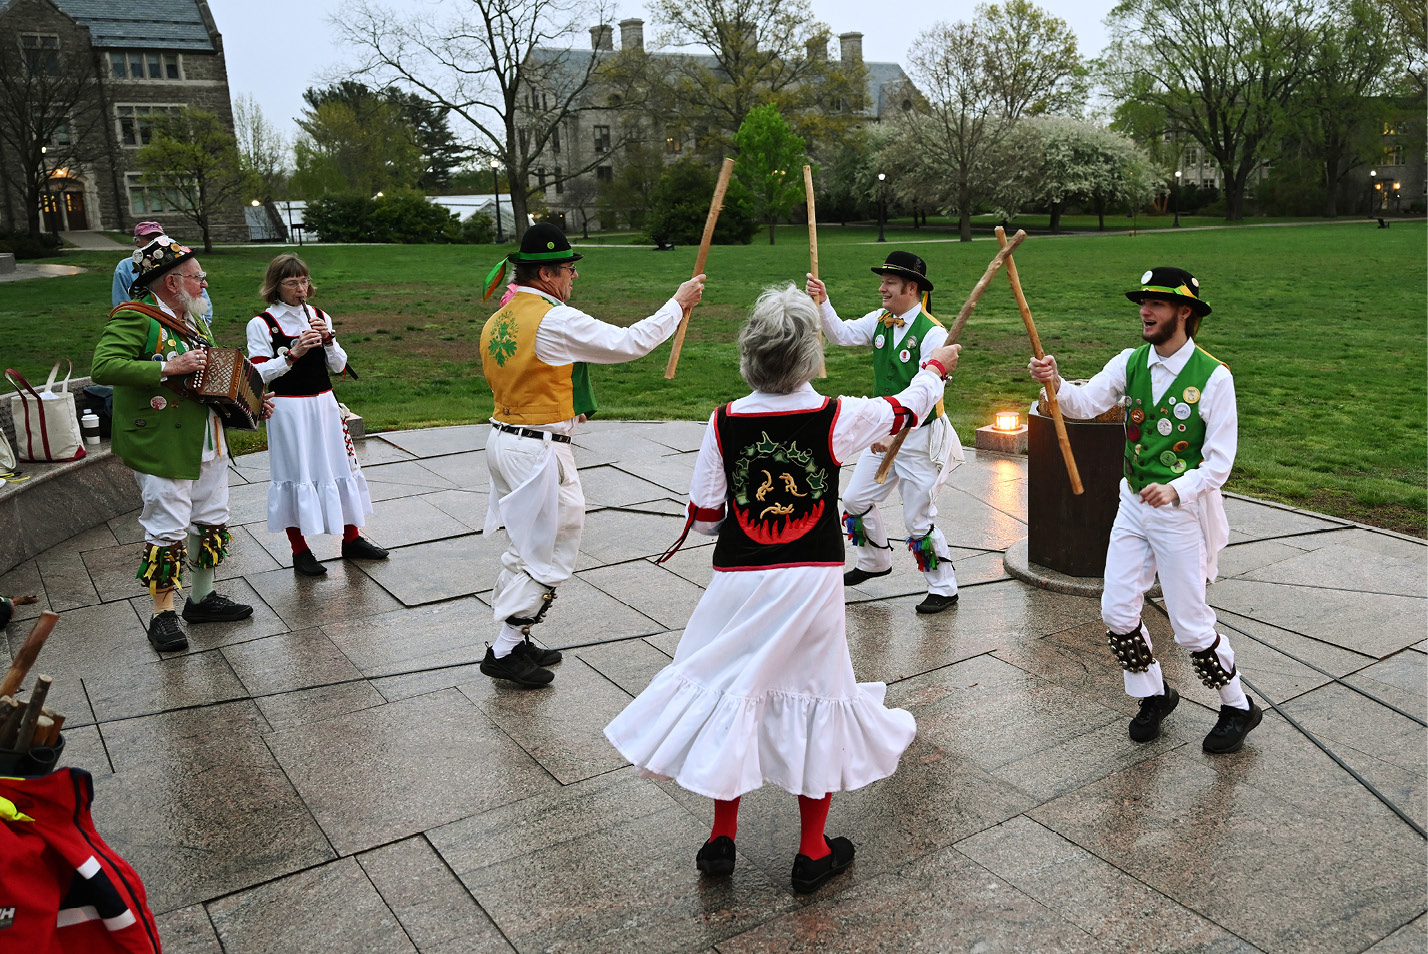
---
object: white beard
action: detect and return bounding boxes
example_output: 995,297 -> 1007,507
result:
176,285 -> 211,320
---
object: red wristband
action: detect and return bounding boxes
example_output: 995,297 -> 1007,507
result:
923,359 -> 948,379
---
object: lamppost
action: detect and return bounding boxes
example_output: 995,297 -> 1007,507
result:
1173,170 -> 1182,227
876,172 -> 887,243
1393,180 -> 1402,213
491,158 -> 504,244
1369,169 -> 1377,214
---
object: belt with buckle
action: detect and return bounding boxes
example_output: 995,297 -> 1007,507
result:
493,422 -> 571,444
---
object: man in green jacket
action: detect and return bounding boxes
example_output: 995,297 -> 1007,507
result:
93,235 -> 265,652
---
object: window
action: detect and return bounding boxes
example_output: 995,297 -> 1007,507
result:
108,51 -> 182,81
1383,122 -> 1398,136
22,35 -> 60,75
554,166 -> 563,195
116,104 -> 183,147
518,126 -> 529,153
665,135 -> 681,154
125,173 -> 188,214
551,126 -> 561,155
596,165 -> 612,183
1383,144 -> 1406,166
593,125 -> 610,154
536,167 -> 547,194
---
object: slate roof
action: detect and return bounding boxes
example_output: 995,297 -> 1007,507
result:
0,0 -> 218,51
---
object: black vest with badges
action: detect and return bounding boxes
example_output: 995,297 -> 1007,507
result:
712,399 -> 844,570
262,310 -> 332,396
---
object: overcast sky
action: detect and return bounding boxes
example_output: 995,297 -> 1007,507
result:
209,0 -> 1116,144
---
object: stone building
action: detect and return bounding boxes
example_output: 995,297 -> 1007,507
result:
527,20 -> 920,232
0,0 -> 245,241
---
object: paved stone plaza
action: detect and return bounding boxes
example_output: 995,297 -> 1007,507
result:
2,421 -> 1424,953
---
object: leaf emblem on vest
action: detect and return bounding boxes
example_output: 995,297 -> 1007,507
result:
487,313 -> 518,366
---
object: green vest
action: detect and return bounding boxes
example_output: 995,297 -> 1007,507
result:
91,294 -> 219,480
1122,342 -> 1223,492
871,308 -> 945,420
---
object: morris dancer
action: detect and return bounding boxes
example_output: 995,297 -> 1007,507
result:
1027,267 -> 1260,754
93,235 -> 268,652
606,284 -> 961,893
806,252 -> 964,614
246,254 -> 386,577
478,223 -> 705,687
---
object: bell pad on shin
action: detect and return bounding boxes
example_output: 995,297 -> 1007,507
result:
1107,626 -> 1155,673
1190,636 -> 1236,689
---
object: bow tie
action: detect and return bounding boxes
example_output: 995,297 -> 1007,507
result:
879,312 -> 906,329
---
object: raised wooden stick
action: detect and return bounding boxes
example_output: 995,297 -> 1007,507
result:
996,226 -> 1082,494
0,610 -> 58,698
665,157 -> 735,379
804,164 -> 826,378
874,230 -> 1028,483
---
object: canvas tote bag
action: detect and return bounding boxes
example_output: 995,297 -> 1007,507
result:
5,360 -> 86,462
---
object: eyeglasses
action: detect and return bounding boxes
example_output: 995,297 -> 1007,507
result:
281,278 -> 311,288
557,265 -> 578,276
176,271 -> 207,284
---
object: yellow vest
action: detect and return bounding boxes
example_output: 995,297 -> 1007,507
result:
481,291 -> 575,425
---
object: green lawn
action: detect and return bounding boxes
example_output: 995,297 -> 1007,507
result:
3,220 -> 1424,535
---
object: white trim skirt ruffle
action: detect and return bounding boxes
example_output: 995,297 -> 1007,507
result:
605,565 -> 916,801
264,391 -> 373,535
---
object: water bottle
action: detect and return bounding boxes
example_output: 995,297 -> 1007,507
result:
80,410 -> 100,445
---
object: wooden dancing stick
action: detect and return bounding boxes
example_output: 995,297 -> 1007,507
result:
0,611 -> 58,699
995,226 -> 1083,495
665,157 -> 736,379
874,230 -> 1028,484
804,165 -> 826,378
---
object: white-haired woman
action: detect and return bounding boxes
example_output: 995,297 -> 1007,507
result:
605,283 -> 960,894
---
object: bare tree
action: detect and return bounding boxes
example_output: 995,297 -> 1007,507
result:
233,93 -> 289,200
561,175 -> 597,237
1104,0 -> 1317,220
333,0 -> 628,238
137,109 -> 255,253
0,29 -> 106,238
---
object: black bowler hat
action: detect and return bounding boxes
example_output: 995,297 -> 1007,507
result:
483,223 -> 584,300
871,250 -> 933,291
128,234 -> 195,298
1126,266 -> 1211,317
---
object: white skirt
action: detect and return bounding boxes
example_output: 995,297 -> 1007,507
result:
265,391 -> 373,535
604,565 -> 916,801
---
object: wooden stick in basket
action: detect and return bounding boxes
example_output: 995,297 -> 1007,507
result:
874,230 -> 1028,484
995,226 -> 1082,494
0,611 -> 58,699
665,157 -> 736,379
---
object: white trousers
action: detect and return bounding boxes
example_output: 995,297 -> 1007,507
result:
484,428 -> 584,623
133,456 -> 230,546
1101,480 -> 1243,705
842,418 -> 958,596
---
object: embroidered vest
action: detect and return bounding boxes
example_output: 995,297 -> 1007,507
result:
480,291 -> 596,424
1122,343 -> 1223,492
260,309 -> 333,397
871,308 -> 945,422
712,399 -> 844,570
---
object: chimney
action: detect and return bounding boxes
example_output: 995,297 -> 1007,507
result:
590,24 -> 613,51
806,38 -> 826,61
619,18 -> 644,52
839,32 -> 863,65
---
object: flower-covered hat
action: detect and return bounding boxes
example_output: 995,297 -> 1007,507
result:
128,235 -> 194,299
1125,266 -> 1211,317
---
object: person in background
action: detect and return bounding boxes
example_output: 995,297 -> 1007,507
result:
112,221 -> 211,319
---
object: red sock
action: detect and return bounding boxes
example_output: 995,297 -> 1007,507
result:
285,527 -> 307,554
797,794 -> 831,860
343,524 -> 360,543
710,796 -> 740,842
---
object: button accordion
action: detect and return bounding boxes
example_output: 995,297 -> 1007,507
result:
175,347 -> 264,430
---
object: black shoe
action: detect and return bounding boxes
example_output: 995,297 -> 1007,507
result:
147,611 -> 189,652
480,646 -> 553,687
843,567 -> 891,587
915,592 -> 959,614
1129,682 -> 1180,743
1203,697 -> 1263,754
791,836 -> 855,894
696,835 -> 736,877
342,536 -> 389,560
512,637 -> 562,667
292,548 -> 328,576
181,591 -> 254,623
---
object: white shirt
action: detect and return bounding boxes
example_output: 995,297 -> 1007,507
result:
687,372 -> 947,534
817,299 -> 948,364
246,302 -> 349,385
1050,338 -> 1237,504
507,285 -> 685,435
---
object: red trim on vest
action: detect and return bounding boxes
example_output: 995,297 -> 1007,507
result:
828,397 -> 844,465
